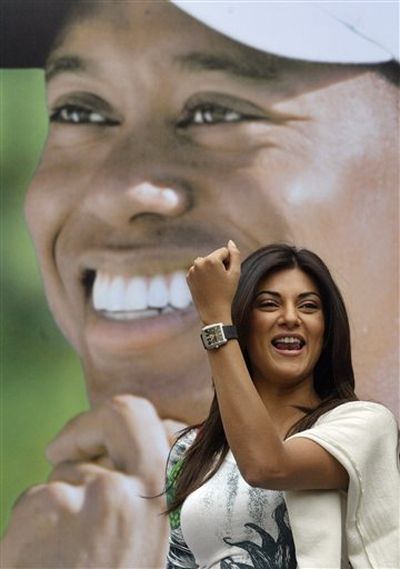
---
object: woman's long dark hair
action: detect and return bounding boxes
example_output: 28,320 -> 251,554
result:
167,243 -> 357,514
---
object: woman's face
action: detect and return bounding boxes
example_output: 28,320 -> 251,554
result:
246,268 -> 325,391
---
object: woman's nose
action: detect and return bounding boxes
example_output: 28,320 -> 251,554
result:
278,305 -> 300,328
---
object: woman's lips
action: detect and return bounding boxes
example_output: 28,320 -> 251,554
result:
271,335 -> 306,356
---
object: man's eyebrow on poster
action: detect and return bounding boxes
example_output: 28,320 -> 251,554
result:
45,55 -> 97,83
46,49 -> 282,83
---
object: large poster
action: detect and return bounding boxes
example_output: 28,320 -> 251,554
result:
1,1 -> 399,566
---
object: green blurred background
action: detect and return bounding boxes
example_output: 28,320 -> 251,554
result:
1,70 -> 88,536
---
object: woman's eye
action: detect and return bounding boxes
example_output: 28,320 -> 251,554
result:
300,302 -> 319,311
179,103 -> 245,127
50,105 -> 118,126
258,301 -> 278,310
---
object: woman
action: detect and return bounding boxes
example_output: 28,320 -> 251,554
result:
165,241 -> 399,569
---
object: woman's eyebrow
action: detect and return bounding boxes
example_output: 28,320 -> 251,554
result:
45,54 -> 98,83
255,291 -> 321,299
255,290 -> 280,298
174,51 -> 280,82
298,292 -> 321,299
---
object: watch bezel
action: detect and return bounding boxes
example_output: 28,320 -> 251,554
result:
201,323 -> 229,350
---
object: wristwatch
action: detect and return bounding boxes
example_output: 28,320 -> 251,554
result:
200,323 -> 238,350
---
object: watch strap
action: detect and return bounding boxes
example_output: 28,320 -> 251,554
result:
221,325 -> 238,340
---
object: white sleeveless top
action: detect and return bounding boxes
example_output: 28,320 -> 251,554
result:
166,435 -> 296,569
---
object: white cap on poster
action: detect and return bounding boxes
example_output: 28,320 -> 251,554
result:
171,1 -> 399,63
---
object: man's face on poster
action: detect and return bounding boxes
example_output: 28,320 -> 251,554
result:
24,0 -> 398,420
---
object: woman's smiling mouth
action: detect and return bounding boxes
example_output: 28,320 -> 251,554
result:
271,335 -> 306,354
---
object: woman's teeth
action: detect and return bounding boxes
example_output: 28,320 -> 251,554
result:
272,337 -> 304,350
92,270 -> 193,319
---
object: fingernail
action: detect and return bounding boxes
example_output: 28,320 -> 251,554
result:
228,239 -> 237,248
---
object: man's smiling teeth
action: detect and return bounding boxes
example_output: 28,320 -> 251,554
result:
92,270 -> 192,319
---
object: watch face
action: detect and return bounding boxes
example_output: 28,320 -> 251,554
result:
205,326 -> 224,344
201,324 -> 227,349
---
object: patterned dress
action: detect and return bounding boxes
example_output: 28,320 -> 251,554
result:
166,431 -> 297,569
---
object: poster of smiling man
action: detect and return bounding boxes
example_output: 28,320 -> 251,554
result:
1,1 -> 399,567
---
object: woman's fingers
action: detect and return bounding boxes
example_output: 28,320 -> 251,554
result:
186,241 -> 241,324
191,247 -> 229,269
187,242 -> 241,281
189,243 -> 239,275
227,240 -> 241,273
